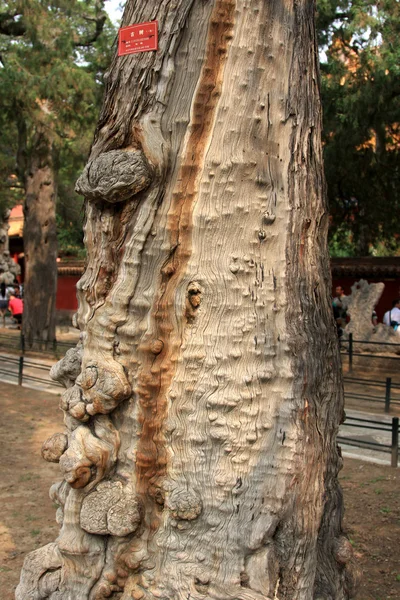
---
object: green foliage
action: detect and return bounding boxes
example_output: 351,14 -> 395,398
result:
56,214 -> 85,258
2,1 -> 398,260
318,0 -> 400,256
0,1 -> 116,254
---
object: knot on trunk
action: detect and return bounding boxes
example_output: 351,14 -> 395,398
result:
80,481 -> 143,536
333,535 -> 361,598
59,417 -> 120,489
49,480 -> 70,526
186,281 -> 203,322
167,488 -> 202,521
41,432 -> 68,463
92,581 -> 123,598
334,536 -> 353,565
79,360 -> 131,416
60,384 -> 91,423
50,345 -> 83,388
15,542 -> 62,600
263,212 -> 276,225
75,149 -> 153,204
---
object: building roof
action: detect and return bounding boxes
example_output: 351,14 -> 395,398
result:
331,257 -> 400,278
57,260 -> 85,276
8,204 -> 24,238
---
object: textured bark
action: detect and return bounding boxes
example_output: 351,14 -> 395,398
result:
22,124 -> 58,345
18,1 -> 357,599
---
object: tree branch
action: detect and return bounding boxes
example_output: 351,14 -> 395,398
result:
73,2 -> 107,48
0,5 -> 107,47
74,15 -> 106,47
0,12 -> 26,36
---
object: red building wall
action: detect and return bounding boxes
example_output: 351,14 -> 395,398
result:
56,276 -> 79,311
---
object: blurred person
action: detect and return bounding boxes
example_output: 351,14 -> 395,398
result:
8,293 -> 23,329
333,303 -> 343,338
0,282 -> 8,327
383,299 -> 400,330
332,285 -> 348,330
13,283 -> 22,299
6,282 -> 14,299
332,285 -> 347,309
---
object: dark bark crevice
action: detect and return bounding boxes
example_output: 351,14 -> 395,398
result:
285,0 -> 353,598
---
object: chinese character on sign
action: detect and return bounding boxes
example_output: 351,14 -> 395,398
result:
118,21 -> 158,56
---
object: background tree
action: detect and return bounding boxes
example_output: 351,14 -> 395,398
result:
18,0 -> 356,598
0,0 -> 114,345
317,0 -> 400,255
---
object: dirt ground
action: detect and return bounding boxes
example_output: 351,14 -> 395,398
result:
0,383 -> 399,599
0,383 -> 61,599
341,459 -> 400,599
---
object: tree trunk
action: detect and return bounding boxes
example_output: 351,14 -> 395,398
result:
18,1 -> 357,599
22,125 -> 58,346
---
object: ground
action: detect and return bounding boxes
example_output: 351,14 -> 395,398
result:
341,461 -> 400,599
0,383 -> 60,599
0,382 -> 399,599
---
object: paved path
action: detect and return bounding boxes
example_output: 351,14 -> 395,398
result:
339,409 -> 397,466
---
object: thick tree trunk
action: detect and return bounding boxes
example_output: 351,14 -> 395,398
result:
18,1 -> 357,599
22,125 -> 58,345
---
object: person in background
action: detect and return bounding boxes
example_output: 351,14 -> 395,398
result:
333,303 -> 343,338
8,293 -> 23,329
333,285 -> 348,309
13,283 -> 22,299
383,299 -> 400,330
6,282 -> 14,299
0,282 -> 8,328
332,285 -> 348,332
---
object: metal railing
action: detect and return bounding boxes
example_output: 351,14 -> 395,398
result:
343,376 -> 400,413
0,354 -> 62,389
343,333 -> 400,371
338,415 -> 399,467
0,332 -> 76,357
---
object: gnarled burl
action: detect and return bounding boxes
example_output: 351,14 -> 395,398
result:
17,1 -> 356,599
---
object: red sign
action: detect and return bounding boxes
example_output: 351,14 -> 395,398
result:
118,21 -> 158,56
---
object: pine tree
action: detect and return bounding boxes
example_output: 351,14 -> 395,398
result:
317,0 -> 400,255
0,0 -> 115,344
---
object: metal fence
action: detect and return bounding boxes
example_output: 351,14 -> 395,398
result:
338,415 -> 399,467
0,354 -> 62,389
0,332 -> 76,357
343,333 -> 400,371
343,376 -> 400,413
